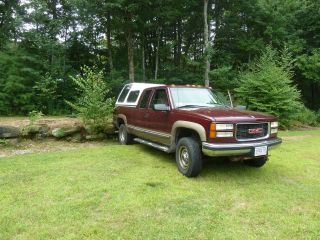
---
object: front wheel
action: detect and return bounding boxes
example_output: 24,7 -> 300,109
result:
118,124 -> 133,145
176,137 -> 202,177
244,156 -> 268,167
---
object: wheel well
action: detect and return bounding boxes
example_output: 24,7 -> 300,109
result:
117,118 -> 125,128
175,127 -> 201,144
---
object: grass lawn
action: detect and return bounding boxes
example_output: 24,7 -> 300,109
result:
0,130 -> 320,239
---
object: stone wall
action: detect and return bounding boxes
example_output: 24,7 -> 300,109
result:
0,119 -> 115,144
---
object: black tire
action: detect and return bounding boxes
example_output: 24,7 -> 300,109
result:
176,137 -> 202,177
244,156 -> 268,167
118,124 -> 133,145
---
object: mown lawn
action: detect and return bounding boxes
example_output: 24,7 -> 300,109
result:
0,130 -> 320,239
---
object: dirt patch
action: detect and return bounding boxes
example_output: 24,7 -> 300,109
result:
0,117 -> 82,128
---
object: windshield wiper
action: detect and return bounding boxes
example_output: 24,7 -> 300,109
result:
177,105 -> 207,109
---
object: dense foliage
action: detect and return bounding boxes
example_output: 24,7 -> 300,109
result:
66,66 -> 114,132
0,0 -> 319,125
235,47 -> 302,127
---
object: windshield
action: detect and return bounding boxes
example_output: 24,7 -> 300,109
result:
169,87 -> 230,108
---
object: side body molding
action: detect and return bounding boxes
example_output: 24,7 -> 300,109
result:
171,120 -> 207,146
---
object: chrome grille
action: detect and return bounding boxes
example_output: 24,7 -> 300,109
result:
236,123 -> 269,140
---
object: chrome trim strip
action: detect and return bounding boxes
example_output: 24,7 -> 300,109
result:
235,122 -> 270,142
202,138 -> 282,157
202,148 -> 251,157
127,124 -> 171,138
202,138 -> 282,150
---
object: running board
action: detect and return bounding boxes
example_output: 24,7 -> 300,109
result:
134,138 -> 170,153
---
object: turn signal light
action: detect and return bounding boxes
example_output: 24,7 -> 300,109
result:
209,123 -> 216,138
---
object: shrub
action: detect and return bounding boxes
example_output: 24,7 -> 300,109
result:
66,66 -> 114,133
28,110 -> 44,125
235,47 -> 302,127
21,110 -> 45,137
292,106 -> 319,127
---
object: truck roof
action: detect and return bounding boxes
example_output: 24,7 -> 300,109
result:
115,83 -> 165,107
127,83 -> 165,91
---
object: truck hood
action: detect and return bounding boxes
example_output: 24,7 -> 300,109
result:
179,107 -> 276,122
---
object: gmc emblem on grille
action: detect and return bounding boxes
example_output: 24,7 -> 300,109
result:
248,128 -> 263,134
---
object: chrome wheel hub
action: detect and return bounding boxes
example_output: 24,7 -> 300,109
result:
179,146 -> 190,170
119,128 -> 126,142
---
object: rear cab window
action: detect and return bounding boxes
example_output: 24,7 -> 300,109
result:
127,90 -> 140,103
117,85 -> 131,103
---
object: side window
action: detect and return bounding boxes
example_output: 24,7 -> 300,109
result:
151,89 -> 169,108
139,90 -> 152,108
127,90 -> 140,103
118,85 -> 131,102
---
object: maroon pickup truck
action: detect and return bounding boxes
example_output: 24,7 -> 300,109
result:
113,83 -> 282,177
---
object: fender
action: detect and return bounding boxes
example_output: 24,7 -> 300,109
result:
116,114 -> 128,128
170,120 -> 207,147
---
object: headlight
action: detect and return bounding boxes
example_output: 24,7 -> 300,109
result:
270,121 -> 278,135
216,132 -> 234,138
271,121 -> 278,128
210,123 -> 234,138
216,123 -> 234,130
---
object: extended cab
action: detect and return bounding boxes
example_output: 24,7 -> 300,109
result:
113,83 -> 282,177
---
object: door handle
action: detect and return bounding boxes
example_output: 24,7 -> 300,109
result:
144,113 -> 149,118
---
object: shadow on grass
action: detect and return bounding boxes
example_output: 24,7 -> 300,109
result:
201,157 -> 281,184
135,144 -> 175,165
134,143 -> 277,181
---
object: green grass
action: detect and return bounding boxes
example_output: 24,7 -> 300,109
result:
1,131 -> 320,239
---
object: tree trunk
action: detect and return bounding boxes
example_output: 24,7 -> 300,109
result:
154,27 -> 160,81
126,29 -> 135,82
107,13 -> 113,72
141,41 -> 146,82
203,0 -> 210,87
173,23 -> 177,65
177,18 -> 182,66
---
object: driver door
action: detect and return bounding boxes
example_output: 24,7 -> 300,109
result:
147,88 -> 172,145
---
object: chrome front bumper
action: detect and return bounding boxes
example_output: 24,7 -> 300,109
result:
202,138 -> 282,157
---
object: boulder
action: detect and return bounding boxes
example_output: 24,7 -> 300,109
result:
51,128 -> 65,138
0,125 -> 20,138
21,124 -> 50,137
51,126 -> 82,138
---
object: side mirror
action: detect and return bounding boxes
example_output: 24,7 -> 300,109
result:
234,105 -> 247,110
154,104 -> 170,111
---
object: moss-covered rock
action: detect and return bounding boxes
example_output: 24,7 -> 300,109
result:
51,126 -> 83,138
0,125 -> 20,138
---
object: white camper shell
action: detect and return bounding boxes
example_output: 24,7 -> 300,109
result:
115,83 -> 165,107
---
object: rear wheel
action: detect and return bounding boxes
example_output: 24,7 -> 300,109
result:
176,137 -> 202,177
118,124 -> 133,145
244,156 -> 268,167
